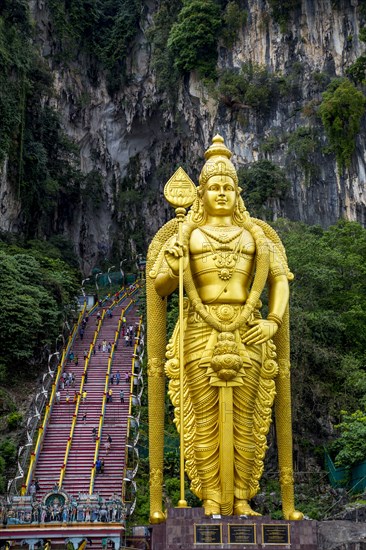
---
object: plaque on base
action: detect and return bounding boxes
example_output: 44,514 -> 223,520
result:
262,524 -> 290,545
194,524 -> 222,545
228,524 -> 256,544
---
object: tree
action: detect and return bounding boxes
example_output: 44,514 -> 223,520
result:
0,241 -> 80,378
238,159 -> 290,218
167,0 -> 222,77
332,410 -> 366,468
318,78 -> 366,171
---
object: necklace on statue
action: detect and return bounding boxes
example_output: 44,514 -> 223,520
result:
199,227 -> 243,281
199,225 -> 243,244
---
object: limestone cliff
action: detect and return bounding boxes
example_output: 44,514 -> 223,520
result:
1,0 -> 366,272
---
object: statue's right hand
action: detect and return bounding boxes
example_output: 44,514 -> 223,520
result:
164,241 -> 188,276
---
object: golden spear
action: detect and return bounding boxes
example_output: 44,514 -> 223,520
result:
164,167 -> 196,507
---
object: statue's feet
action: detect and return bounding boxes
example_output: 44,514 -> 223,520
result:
150,510 -> 166,524
203,499 -> 221,516
233,500 -> 261,516
288,510 -> 304,521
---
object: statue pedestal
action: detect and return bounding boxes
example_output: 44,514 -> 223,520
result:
151,507 -> 318,550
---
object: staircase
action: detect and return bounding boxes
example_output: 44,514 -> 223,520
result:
16,288 -> 143,549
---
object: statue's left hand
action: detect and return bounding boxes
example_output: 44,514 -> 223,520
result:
242,319 -> 278,345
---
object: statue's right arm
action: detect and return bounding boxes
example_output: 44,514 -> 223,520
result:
154,236 -> 184,297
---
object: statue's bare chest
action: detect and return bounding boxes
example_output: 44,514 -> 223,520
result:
190,226 -> 256,281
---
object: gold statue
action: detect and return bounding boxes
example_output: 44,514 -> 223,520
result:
147,135 -> 303,522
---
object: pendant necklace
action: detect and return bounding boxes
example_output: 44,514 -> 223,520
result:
199,226 -> 243,280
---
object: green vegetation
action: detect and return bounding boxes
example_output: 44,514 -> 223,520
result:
167,0 -> 222,78
149,0 -> 247,91
0,0 -> 32,165
346,55 -> 366,84
238,159 -> 290,218
287,127 -> 320,182
0,235 -> 80,380
221,1 -> 247,48
7,412 -> 23,430
0,0 -> 100,238
318,78 -> 366,171
331,410 -> 366,469
47,0 -> 142,93
276,221 -> 366,440
0,233 -> 80,490
267,0 -> 301,32
214,62 -> 280,113
0,439 -> 16,492
346,27 -> 366,84
147,0 -> 182,96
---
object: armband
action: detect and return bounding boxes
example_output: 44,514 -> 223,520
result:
267,313 -> 283,327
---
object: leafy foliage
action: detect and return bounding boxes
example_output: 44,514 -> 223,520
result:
238,159 -> 291,218
346,55 -> 366,84
47,0 -> 142,93
273,220 -> 366,452
215,62 -> 280,113
221,1 -> 247,48
0,1 -> 31,165
318,78 -> 366,171
147,0 -> 182,97
346,27 -> 366,84
0,237 -> 80,379
0,0 -> 94,238
287,126 -> 320,182
167,0 -> 222,78
332,411 -> 366,468
0,438 -> 17,492
7,412 -> 23,430
267,0 -> 301,31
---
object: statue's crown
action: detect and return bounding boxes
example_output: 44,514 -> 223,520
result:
199,135 -> 238,187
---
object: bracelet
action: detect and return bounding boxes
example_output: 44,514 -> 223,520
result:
267,313 -> 283,327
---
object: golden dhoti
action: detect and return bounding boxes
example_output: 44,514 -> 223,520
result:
166,304 -> 278,511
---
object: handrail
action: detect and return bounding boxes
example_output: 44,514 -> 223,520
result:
58,308 -> 106,488
59,393 -> 82,487
122,315 -> 142,504
89,348 -> 114,494
88,294 -> 133,493
88,298 -> 132,493
21,305 -> 88,495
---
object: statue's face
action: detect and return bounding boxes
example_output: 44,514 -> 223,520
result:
202,175 -> 237,217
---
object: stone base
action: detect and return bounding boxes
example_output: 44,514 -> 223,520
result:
151,507 -> 318,550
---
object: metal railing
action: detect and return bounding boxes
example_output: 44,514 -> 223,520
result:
7,304 -> 87,498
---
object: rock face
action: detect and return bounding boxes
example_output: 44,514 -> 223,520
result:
2,0 -> 366,271
318,520 -> 366,550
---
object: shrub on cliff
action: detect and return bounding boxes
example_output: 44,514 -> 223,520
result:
319,78 -> 366,171
167,0 -> 222,78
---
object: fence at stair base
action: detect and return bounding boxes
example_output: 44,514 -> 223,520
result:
4,491 -> 126,526
122,478 -> 137,518
325,451 -> 366,493
9,306 -> 86,498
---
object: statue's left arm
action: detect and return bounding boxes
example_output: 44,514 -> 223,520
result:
243,246 -> 289,345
